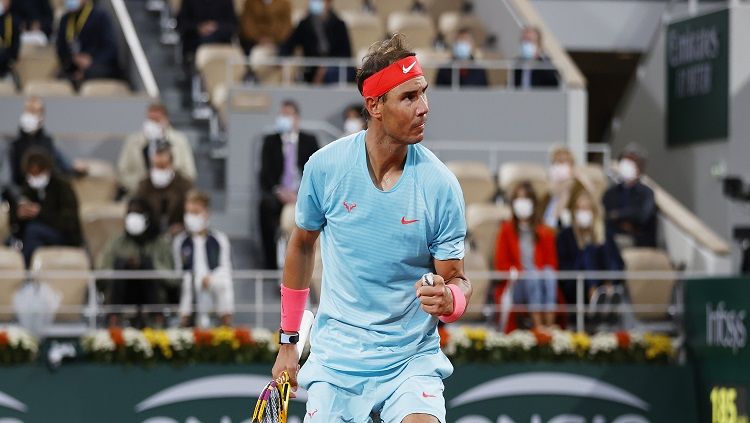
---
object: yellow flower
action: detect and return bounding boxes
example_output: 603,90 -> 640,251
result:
644,333 -> 673,360
571,332 -> 591,355
211,326 -> 240,350
464,327 -> 488,351
143,328 -> 172,359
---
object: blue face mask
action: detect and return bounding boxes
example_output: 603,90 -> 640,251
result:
520,41 -> 538,59
453,41 -> 472,60
309,0 -> 324,15
276,115 -> 294,133
65,0 -> 82,11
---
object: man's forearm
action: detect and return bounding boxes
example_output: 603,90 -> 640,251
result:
281,228 -> 318,289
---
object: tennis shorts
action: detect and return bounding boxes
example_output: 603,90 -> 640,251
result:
298,351 -> 453,423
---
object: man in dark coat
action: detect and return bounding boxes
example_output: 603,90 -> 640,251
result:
177,0 -> 237,61
514,26 -> 559,89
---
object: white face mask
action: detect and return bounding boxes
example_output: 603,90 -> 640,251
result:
343,118 -> 363,135
276,115 -> 294,134
513,197 -> 534,220
27,173 -> 50,189
150,168 -> 175,188
549,162 -> 572,182
618,159 -> 639,183
65,0 -> 81,11
20,112 -> 41,134
520,41 -> 538,59
143,119 -> 164,141
575,209 -> 594,229
125,212 -> 147,236
184,213 -> 208,234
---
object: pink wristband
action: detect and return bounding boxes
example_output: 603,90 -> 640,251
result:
280,285 -> 309,332
439,284 -> 467,324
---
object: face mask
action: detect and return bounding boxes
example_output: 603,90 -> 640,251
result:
575,209 -> 594,229
143,119 -> 164,141
520,41 -> 537,59
549,163 -> 572,182
618,159 -> 639,183
19,112 -> 41,134
309,0 -> 324,15
453,41 -> 472,60
513,198 -> 534,220
125,212 -> 147,236
276,115 -> 294,134
343,118 -> 363,135
150,168 -> 174,188
65,0 -> 81,11
184,213 -> 208,234
27,173 -> 50,189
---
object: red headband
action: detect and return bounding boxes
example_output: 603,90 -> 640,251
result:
361,56 -> 424,98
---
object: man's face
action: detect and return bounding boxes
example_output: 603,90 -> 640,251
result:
1,0 -> 11,12
378,76 -> 429,144
26,164 -> 46,177
522,29 -> 540,48
25,99 -> 44,122
151,152 -> 173,171
147,108 -> 169,126
280,105 -> 299,130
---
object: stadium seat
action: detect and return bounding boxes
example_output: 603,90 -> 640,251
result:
79,79 -> 132,97
498,162 -> 549,201
372,0 -> 410,22
289,0 -> 307,11
79,202 -> 126,261
476,49 -> 508,88
0,79 -> 16,95
71,159 -> 118,205
438,11 -> 487,47
23,80 -> 75,97
577,163 -> 609,200
15,44 -> 59,89
0,247 -> 25,322
233,0 -> 245,15
249,43 -> 282,85
195,44 -> 246,105
0,201 -> 9,243
414,48 -> 450,85
291,8 -> 306,26
30,247 -> 92,322
446,161 -> 496,205
621,248 -> 675,320
387,12 -> 436,49
334,0 -> 364,13
422,0 -> 463,25
463,247 -> 491,321
340,11 -> 385,55
168,0 -> 182,14
466,202 -> 511,268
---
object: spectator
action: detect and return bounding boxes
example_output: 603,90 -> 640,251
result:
56,0 -> 120,85
280,0 -> 352,84
239,0 -> 292,54
135,142 -> 193,237
514,26 -> 558,89
603,149 -> 657,248
117,103 -> 196,195
177,0 -> 236,62
173,191 -> 234,327
259,100 -> 319,269
494,181 -> 558,330
557,190 -> 624,305
342,103 -> 365,135
11,148 -> 82,265
0,0 -> 20,78
541,145 -> 587,230
11,0 -> 52,37
436,27 -> 488,88
97,197 -> 174,328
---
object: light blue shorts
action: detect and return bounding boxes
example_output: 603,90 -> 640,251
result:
298,351 -> 453,423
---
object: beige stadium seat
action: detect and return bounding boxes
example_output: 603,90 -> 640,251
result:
0,248 -> 25,321
289,0 -> 306,11
168,0 -> 182,14
498,162 -> 549,201
15,44 -> 59,88
79,79 -> 131,97
414,48 -> 450,85
438,12 -> 487,47
291,8 -> 306,26
249,43 -> 282,84
23,80 -> 75,97
372,0 -> 410,22
234,0 -> 245,15
387,12 -> 435,49
0,79 -> 16,95
0,201 -> 9,243
466,203 -> 511,268
476,49 -> 507,88
621,248 -> 675,320
80,202 -> 126,260
195,44 -> 246,103
446,161 -> 496,205
72,159 -> 118,205
280,203 -> 297,238
334,0 -> 364,13
422,0 -> 463,25
577,163 -> 609,200
464,247 -> 490,320
340,11 -> 384,55
31,247 -> 92,322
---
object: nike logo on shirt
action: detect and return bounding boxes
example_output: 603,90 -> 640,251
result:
401,217 -> 419,224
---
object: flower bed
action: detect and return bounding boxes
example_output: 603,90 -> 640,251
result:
0,326 -> 39,364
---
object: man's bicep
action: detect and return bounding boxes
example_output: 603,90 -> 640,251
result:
433,258 -> 466,282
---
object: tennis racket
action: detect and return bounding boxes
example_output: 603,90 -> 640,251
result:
251,310 -> 314,423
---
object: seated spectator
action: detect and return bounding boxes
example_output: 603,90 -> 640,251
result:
239,0 -> 292,54
117,103 -> 196,195
259,100 -> 319,269
135,142 -> 193,236
557,190 -> 624,305
541,145 -> 587,230
174,191 -> 234,327
342,103 -> 365,135
514,26 -> 559,89
11,148 -> 82,265
11,0 -> 52,37
97,197 -> 174,328
177,0 -> 236,63
0,0 -> 20,78
436,28 -> 488,88
280,0 -> 352,84
603,148 -> 657,248
56,0 -> 120,86
494,181 -> 558,330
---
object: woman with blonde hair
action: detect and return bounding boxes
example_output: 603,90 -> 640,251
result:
541,145 -> 590,230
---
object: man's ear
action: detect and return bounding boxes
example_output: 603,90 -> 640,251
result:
364,96 -> 383,121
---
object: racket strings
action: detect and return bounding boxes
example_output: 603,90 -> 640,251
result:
251,373 -> 291,423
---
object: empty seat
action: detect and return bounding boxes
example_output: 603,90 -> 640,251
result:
422,0 -> 463,25
372,0 -> 410,22
387,12 -> 435,49
621,248 -> 675,320
195,44 -> 246,103
71,159 -> 118,205
464,247 -> 491,320
31,247 -> 92,322
23,80 -> 75,97
79,79 -> 131,97
438,11 -> 486,46
0,201 -> 9,243
233,0 -> 245,15
466,202 -> 512,268
498,162 -> 549,201
446,161 -> 496,205
334,0 -> 364,13
414,48 -> 450,85
0,79 -> 16,95
249,43 -> 282,84
79,202 -> 126,260
0,248 -> 25,321
340,11 -> 384,55
15,44 -> 59,88
476,49 -> 507,87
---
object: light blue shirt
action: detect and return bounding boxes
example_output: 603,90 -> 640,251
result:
295,130 -> 466,373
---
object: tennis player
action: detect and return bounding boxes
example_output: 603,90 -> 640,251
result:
271,34 -> 472,423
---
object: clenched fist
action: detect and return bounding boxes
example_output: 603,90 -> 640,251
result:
414,274 -> 454,317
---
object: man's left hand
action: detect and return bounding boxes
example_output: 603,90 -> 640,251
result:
73,53 -> 92,70
414,274 -> 454,317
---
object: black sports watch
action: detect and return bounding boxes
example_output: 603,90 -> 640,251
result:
279,330 -> 300,345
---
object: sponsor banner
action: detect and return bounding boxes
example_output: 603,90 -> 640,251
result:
0,363 -> 696,422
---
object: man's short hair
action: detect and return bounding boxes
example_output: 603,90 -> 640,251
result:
523,26 -> 543,43
21,147 -> 53,173
281,99 -> 300,115
152,139 -> 174,163
456,27 -> 472,38
356,34 -> 416,119
186,190 -> 211,209
148,102 -> 169,118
